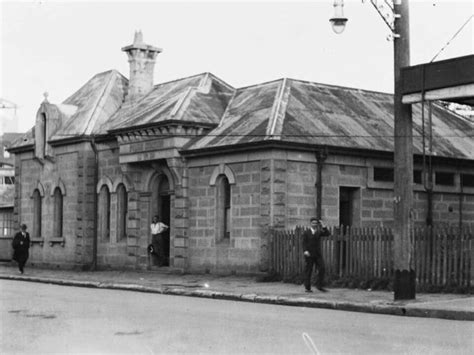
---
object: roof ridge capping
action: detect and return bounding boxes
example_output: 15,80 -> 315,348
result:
266,78 -> 291,139
286,77 -> 393,96
151,72 -> 235,91
234,76 -> 393,97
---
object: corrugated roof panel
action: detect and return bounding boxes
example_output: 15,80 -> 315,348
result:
53,70 -> 127,137
181,91 -> 232,125
411,103 -> 474,159
187,81 -> 279,149
111,75 -> 203,126
185,78 -> 474,160
107,73 -> 234,130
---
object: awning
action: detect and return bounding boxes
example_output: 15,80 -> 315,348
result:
401,55 -> 474,106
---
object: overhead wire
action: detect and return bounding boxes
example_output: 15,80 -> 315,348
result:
430,14 -> 473,63
48,132 -> 473,138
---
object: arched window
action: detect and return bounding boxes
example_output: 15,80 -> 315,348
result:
42,113 -> 47,155
116,183 -> 128,241
98,185 -> 110,241
53,187 -> 63,238
35,113 -> 47,159
32,189 -> 42,239
216,175 -> 231,241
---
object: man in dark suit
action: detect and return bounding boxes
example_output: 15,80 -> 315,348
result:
12,224 -> 30,274
302,217 -> 330,292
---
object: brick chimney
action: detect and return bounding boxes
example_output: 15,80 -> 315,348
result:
122,31 -> 162,103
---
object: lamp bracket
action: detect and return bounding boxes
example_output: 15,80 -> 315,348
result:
368,0 -> 397,34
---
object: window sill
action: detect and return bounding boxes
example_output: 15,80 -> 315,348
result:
31,238 -> 45,247
49,238 -> 65,247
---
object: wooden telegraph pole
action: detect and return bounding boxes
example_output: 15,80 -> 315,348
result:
330,0 -> 416,300
393,0 -> 415,300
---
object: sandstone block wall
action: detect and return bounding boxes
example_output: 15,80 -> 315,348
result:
17,146 -> 82,268
187,160 -> 263,273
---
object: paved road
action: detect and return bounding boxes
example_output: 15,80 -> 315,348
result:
1,280 -> 472,354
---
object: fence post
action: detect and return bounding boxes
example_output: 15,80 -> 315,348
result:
470,231 -> 473,287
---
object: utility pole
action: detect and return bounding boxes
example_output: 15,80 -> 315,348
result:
330,0 -> 416,300
392,0 -> 415,300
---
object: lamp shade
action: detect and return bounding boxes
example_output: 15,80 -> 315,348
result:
330,17 -> 348,34
330,0 -> 348,34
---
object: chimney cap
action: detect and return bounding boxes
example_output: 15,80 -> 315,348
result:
134,30 -> 144,45
121,30 -> 163,53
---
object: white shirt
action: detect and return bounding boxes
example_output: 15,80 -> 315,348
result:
151,222 -> 168,235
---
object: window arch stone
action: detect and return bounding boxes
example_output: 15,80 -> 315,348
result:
30,182 -> 45,198
145,169 -> 175,193
209,164 -> 236,186
97,176 -> 113,193
50,179 -> 67,196
112,175 -> 133,193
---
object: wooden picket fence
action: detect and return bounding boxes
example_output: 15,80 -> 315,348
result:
269,226 -> 473,288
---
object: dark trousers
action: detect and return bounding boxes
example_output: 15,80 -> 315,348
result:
18,259 -> 27,273
13,251 -> 28,273
304,254 -> 325,290
152,233 -> 165,266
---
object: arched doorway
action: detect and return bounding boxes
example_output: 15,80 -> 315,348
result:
151,174 -> 171,267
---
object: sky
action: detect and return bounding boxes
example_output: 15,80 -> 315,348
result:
1,0 -> 473,134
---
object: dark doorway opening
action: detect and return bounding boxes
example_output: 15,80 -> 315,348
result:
160,194 -> 171,266
337,187 -> 361,275
151,173 -> 171,267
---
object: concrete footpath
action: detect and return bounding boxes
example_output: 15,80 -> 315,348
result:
0,264 -> 472,321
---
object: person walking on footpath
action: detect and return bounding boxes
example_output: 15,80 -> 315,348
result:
302,217 -> 330,293
150,215 -> 169,266
12,224 -> 30,274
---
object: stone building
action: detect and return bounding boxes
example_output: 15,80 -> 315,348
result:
8,32 -> 474,273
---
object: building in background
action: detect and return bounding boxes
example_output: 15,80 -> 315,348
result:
7,33 -> 474,272
0,132 -> 22,260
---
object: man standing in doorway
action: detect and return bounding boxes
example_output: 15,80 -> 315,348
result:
302,218 -> 330,293
12,224 -> 30,274
150,215 -> 169,267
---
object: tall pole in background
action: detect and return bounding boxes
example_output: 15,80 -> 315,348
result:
330,0 -> 415,300
392,0 -> 415,300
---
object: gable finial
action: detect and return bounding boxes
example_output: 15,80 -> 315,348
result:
43,92 -> 49,102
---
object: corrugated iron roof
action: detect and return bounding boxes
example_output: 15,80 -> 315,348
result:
8,70 -> 473,161
9,71 -> 234,150
107,72 -> 234,132
57,70 -> 128,137
9,70 -> 128,149
186,78 -> 474,160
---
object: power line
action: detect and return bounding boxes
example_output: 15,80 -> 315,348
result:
431,14 -> 473,63
50,133 -> 474,139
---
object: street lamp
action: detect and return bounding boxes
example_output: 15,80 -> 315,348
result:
329,0 -> 348,34
329,0 -> 415,301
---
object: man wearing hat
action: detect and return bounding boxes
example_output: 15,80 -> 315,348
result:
12,224 -> 30,274
302,217 -> 330,292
